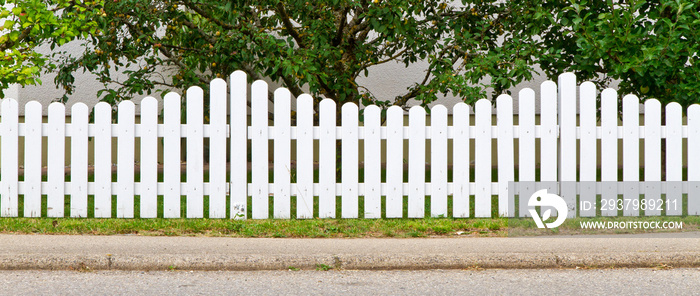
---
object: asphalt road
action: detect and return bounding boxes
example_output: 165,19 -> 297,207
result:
2,269 -> 698,295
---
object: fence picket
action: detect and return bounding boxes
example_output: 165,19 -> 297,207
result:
163,92 -> 181,218
94,102 -> 112,218
558,73 -> 576,218
70,103 -> 89,218
386,106 -> 404,218
209,79 -> 227,218
186,87 -> 204,218
430,105 -> 448,218
408,106 -> 426,218
644,99 -> 662,216
601,89 -> 618,217
363,105 -> 381,218
47,103 -> 65,217
688,104 -> 700,215
274,88 -> 291,219
665,103 -> 682,216
342,103 -> 359,218
251,81 -> 270,219
518,89 -> 535,217
140,97 -> 158,218
497,95 -> 514,217
230,71 -> 247,219
579,82 -> 597,217
452,103 -> 470,218
540,81 -> 558,184
623,95 -> 640,216
117,101 -> 135,218
475,99 -> 491,217
23,101 -> 42,217
319,99 -> 336,218
0,99 -> 18,217
296,94 -> 314,219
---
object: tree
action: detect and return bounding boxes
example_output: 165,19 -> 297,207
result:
3,0 -> 699,111
5,0 -> 543,110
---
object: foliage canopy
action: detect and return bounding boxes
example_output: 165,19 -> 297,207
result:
1,0 -> 699,109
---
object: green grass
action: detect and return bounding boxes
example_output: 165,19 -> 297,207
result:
0,168 -> 697,237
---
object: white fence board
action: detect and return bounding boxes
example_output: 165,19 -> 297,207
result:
408,106 -> 426,218
518,89 -> 535,217
186,87 -> 204,218
70,103 -> 89,218
117,100 -> 135,218
209,79 -> 227,218
497,95 -> 514,217
431,105 -> 448,217
23,101 -> 42,217
47,103 -> 65,217
230,71 -> 248,219
665,103 -> 682,216
386,106 -> 404,218
601,89 -> 618,217
1,99 -> 18,217
342,103 -> 359,218
274,88 -> 291,219
140,97 -> 158,218
163,92 -> 182,218
579,82 -> 596,217
319,99 -> 336,218
296,94 -> 314,219
452,103 -> 470,217
644,99 -> 662,216
622,95 -> 640,216
251,81 -> 270,219
689,104 -> 700,215
363,105 -> 382,218
94,102 -> 112,218
558,73 -> 576,218
475,100 -> 491,217
6,72 -> 700,221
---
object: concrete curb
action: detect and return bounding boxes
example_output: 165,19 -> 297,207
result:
1,233 -> 698,271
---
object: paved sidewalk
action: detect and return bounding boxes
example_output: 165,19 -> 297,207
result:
1,232 -> 698,270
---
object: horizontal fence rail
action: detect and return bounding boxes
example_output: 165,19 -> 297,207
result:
0,71 -> 699,219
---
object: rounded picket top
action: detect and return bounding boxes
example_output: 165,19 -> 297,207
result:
541,80 -> 557,92
251,79 -> 268,96
453,102 -> 470,114
164,91 -> 181,104
230,70 -> 247,83
94,101 -> 112,114
319,98 -> 336,109
580,81 -> 596,91
601,88 -> 618,100
48,101 -> 66,114
342,101 -> 358,113
387,105 -> 403,117
1,97 -> 17,109
518,88 -> 535,101
645,98 -> 661,109
408,105 -> 425,118
210,77 -> 227,89
475,98 -> 492,113
558,72 -> 576,85
431,104 -> 447,116
297,93 -> 313,107
364,104 -> 381,118
141,96 -> 158,108
187,85 -> 203,98
666,101 -> 682,114
623,94 -> 639,108
496,94 -> 512,106
689,103 -> 700,118
274,87 -> 291,102
118,99 -> 135,109
25,100 -> 42,114
71,102 -> 89,115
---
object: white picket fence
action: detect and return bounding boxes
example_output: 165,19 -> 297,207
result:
0,71 -> 699,219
